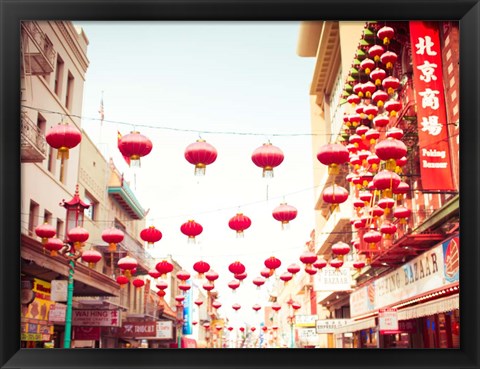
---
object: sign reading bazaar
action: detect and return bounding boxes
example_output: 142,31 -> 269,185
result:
350,235 -> 459,317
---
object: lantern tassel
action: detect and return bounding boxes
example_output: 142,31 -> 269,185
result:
108,243 -> 116,252
50,250 -> 58,257
57,147 -> 69,160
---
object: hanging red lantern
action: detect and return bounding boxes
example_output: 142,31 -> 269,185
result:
362,81 -> 377,99
287,263 -> 301,274
329,259 -> 344,269
260,268 -> 272,278
365,129 -> 380,146
264,256 -> 281,274
252,304 -> 261,312
364,104 -> 379,121
372,90 -> 389,108
349,134 -> 363,148
386,128 -> 404,140
45,123 -> 82,160
116,275 -> 129,287
373,115 -> 390,129
262,326 -> 268,332
205,270 -> 219,283
347,94 -> 361,106
331,242 -> 351,260
382,76 -> 400,95
193,260 -> 210,277
363,229 -> 382,249
156,290 -> 166,297
81,249 -> 102,268
356,125 -> 369,139
313,258 -> 327,270
239,327 -> 245,332
292,302 -> 301,310
44,237 -> 64,256
203,323 -> 211,330
370,68 -> 387,86
155,260 -> 174,277
251,142 -> 284,178
367,153 -> 381,171
381,51 -> 398,69
305,267 -> 317,275
272,203 -> 298,229
251,327 -> 257,332
371,206 -> 385,220
316,143 -> 349,175
322,185 -> 349,211
228,280 -> 241,291
384,100 -> 402,117
377,26 -> 395,45
180,220 -> 203,243
353,260 -> 366,271
176,270 -> 191,283
67,226 -> 89,250
117,131 -> 153,167
280,272 -> 293,284
378,198 -> 396,214
232,303 -> 241,311
194,299 -> 203,306
184,139 -> 218,176
353,198 -> 365,210
359,171 -> 374,187
140,226 -> 162,247
192,321 -> 198,326
393,206 -> 411,224
271,303 -> 282,312
359,191 -> 373,205
348,113 -> 362,127
299,251 -> 317,268
368,44 -> 385,62
175,295 -> 185,303
393,181 -> 410,201
373,170 -> 401,197
179,284 -> 191,292
360,58 -> 375,74
349,155 -> 362,170
101,227 -> 124,252
353,83 -> 364,98
35,223 -> 56,245
228,213 -> 252,237
234,272 -> 247,281
132,278 -> 145,288
156,280 -> 168,290
212,300 -> 222,309
118,256 -> 137,278
148,269 -> 161,279
228,261 -> 246,275
202,283 -> 215,292
380,221 -> 397,239
253,277 -> 266,288
375,138 -> 408,171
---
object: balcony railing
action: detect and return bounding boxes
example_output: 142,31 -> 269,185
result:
21,21 -> 56,75
20,111 -> 47,163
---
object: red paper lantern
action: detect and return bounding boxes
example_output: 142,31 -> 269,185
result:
313,258 -> 327,269
348,113 -> 362,127
228,213 -> 252,237
228,280 -> 241,291
347,94 -> 361,106
381,51 -> 398,69
205,270 -> 219,283
44,237 -> 64,256
252,304 -> 261,312
179,284 -> 191,292
228,261 -> 246,275
251,142 -> 284,178
140,226 -> 162,247
368,44 -> 385,62
232,303 -> 241,311
148,269 -> 161,279
260,268 -> 272,278
155,260 -> 174,277
184,139 -> 218,176
156,290 -> 166,297
373,115 -> 390,129
372,90 -> 389,108
253,277 -> 266,288
101,227 -> 124,252
81,249 -> 102,268
193,260 -> 210,277
365,129 -> 380,146
272,203 -> 298,229
393,206 -> 412,224
299,251 -> 317,267
175,295 -> 185,303
264,256 -> 281,274
180,220 -> 203,243
349,155 -> 362,169
292,302 -> 301,310
322,185 -> 349,211
35,223 -> 56,245
359,191 -> 373,204
331,242 -> 351,260
234,272 -> 247,281
329,259 -> 344,269
382,76 -> 400,95
287,263 -> 301,274
367,153 -> 381,171
363,229 -> 382,249
271,303 -> 282,312
239,327 -> 245,332
116,275 -> 129,287
370,68 -> 387,86
212,300 -> 222,309
360,58 -> 375,74
67,226 -> 89,250
353,260 -> 366,270
280,272 -> 293,283
45,123 -> 82,160
364,104 -> 379,121
305,267 -> 317,275
362,81 -> 377,99
356,125 -> 369,138
117,131 -> 153,167
203,283 -> 215,292
384,100 -> 402,117
118,256 -> 138,278
378,198 -> 396,214
375,138 -> 408,170
194,299 -> 203,306
393,181 -> 410,200
371,206 -> 385,218
377,26 -> 395,45
386,127 -> 404,140
316,143 -> 349,175
176,270 -> 191,282
251,327 -> 256,332
156,280 -> 168,290
262,326 -> 268,332
373,170 -> 401,197
132,278 -> 145,288
380,221 -> 397,238
353,83 -> 364,98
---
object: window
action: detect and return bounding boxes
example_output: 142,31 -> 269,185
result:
59,155 -> 67,184
84,191 -> 98,221
28,200 -> 39,236
65,71 -> 74,110
54,55 -> 64,97
47,146 -> 56,174
43,209 -> 52,224
56,219 -> 64,241
36,113 -> 46,134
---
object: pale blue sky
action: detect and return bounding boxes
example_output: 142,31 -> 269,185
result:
76,21 -> 317,326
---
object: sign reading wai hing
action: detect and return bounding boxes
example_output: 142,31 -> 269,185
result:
72,309 -> 121,327
379,308 -> 399,334
409,21 -> 455,190
315,319 -> 352,334
313,267 -> 353,291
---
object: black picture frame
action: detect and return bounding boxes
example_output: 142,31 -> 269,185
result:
1,0 -> 479,368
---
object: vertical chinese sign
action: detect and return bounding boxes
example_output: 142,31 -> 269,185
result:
409,21 -> 455,191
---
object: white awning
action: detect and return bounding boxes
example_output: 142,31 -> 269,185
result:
397,294 -> 459,321
335,317 -> 376,334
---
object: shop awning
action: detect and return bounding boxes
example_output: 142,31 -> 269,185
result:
335,317 -> 376,334
397,294 -> 459,321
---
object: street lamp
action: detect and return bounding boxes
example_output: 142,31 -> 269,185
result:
286,298 -> 296,348
59,185 -> 90,348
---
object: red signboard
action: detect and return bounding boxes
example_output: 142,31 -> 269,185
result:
409,21 -> 455,191
73,326 -> 101,340
120,321 -> 157,338
379,308 -> 399,334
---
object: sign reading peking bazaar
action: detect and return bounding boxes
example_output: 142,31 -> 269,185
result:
409,21 -> 455,190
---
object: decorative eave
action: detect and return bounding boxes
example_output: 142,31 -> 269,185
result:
108,182 -> 145,220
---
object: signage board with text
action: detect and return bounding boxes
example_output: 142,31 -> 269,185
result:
313,267 -> 353,291
72,309 -> 121,327
379,308 -> 399,334
120,321 -> 157,338
295,314 -> 318,328
315,319 -> 352,334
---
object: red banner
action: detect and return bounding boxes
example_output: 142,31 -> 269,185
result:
73,326 -> 100,341
409,21 -> 455,190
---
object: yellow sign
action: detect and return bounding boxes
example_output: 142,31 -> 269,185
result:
21,333 -> 50,341
32,278 -> 51,296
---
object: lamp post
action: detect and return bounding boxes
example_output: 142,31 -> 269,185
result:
59,185 -> 90,348
176,303 -> 184,349
286,298 -> 296,348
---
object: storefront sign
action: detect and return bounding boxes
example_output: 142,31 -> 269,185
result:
120,322 -> 157,338
374,244 -> 445,308
410,21 -> 454,190
73,326 -> 101,340
48,303 -> 66,323
315,319 -> 352,333
314,267 -> 353,291
72,309 -> 121,327
50,280 -> 68,302
155,320 -> 174,340
379,308 -> 399,334
350,283 -> 376,317
442,236 -> 459,283
297,328 -> 318,340
182,281 -> 192,335
295,314 -> 318,328
21,333 -> 50,341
